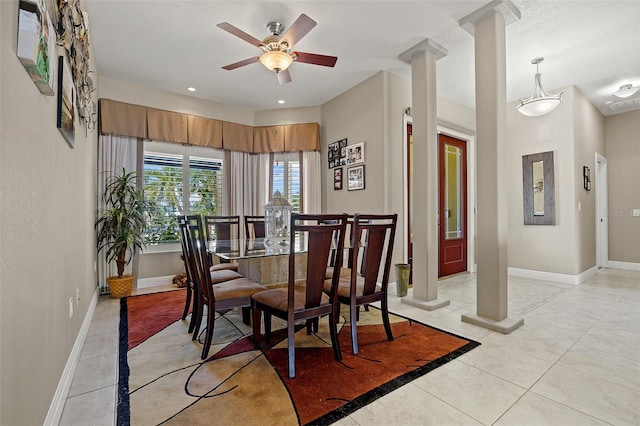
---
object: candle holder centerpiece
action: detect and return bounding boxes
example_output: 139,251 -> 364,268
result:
264,190 -> 292,247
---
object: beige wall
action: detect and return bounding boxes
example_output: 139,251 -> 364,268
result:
507,86 -> 578,275
99,76 -> 256,125
99,77 -> 258,281
255,106 -> 321,126
573,88 -> 606,272
0,1 -> 98,423
320,71 -> 476,270
507,86 -> 606,276
605,110 -> 640,263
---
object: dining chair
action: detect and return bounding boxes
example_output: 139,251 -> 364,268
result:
204,215 -> 240,271
325,213 -> 397,354
244,215 -> 266,239
251,213 -> 348,379
182,215 -> 267,359
177,216 -> 245,335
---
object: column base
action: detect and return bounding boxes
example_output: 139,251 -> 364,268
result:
401,297 -> 450,311
461,313 -> 524,334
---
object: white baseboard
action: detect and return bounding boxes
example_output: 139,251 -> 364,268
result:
137,274 -> 174,289
508,266 -> 598,285
607,261 -> 640,271
44,287 -> 100,426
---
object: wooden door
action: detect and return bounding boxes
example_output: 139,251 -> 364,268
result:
438,134 -> 467,277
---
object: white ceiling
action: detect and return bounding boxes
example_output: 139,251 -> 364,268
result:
85,0 -> 640,116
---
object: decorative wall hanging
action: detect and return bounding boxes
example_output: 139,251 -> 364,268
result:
17,0 -> 56,95
346,142 -> 365,165
522,151 -> 555,225
333,167 -> 343,190
57,0 -> 97,132
57,54 -> 75,148
328,138 -> 347,168
583,166 -> 591,191
347,165 -> 365,191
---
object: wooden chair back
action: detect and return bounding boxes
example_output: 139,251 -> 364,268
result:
350,213 -> 398,297
244,215 -> 266,239
290,213 -> 348,313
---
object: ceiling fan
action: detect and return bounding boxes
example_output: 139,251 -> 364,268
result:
217,13 -> 338,84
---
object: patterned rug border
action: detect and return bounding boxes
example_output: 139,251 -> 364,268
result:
117,295 -> 480,426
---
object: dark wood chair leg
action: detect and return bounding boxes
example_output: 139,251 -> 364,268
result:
329,310 -> 342,362
252,302 -> 261,349
188,294 -> 199,334
192,302 -> 203,341
350,302 -> 359,354
242,306 -> 251,325
182,287 -> 192,320
201,303 -> 216,360
264,312 -> 272,344
287,323 -> 296,378
381,298 -> 393,342
356,305 -> 360,322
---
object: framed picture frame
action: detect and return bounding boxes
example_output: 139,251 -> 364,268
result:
17,0 -> 56,96
347,165 -> 365,191
522,151 -> 554,225
346,142 -> 365,165
334,167 -> 343,190
56,54 -> 75,148
328,138 -> 347,168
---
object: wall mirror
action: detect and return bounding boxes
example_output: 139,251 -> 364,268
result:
522,151 -> 555,225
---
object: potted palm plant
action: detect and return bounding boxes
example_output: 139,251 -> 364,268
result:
96,168 -> 148,298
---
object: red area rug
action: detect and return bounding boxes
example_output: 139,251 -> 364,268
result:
119,291 -> 479,425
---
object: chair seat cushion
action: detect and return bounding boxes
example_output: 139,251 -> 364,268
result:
210,269 -> 244,284
252,286 -> 330,312
324,276 -> 381,298
325,266 -> 351,280
213,278 -> 266,300
211,262 -> 238,272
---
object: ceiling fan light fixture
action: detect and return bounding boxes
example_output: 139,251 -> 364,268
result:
259,50 -> 293,73
613,84 -> 639,98
516,57 -> 563,117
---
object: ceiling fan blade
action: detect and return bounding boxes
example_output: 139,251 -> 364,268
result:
221,56 -> 260,70
217,22 -> 263,47
294,52 -> 338,67
277,69 -> 292,85
279,14 -> 316,47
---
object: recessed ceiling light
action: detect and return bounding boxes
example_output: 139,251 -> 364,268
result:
187,87 -> 196,92
278,99 -> 286,104
613,84 -> 638,98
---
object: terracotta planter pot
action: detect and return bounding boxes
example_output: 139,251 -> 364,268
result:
107,275 -> 134,298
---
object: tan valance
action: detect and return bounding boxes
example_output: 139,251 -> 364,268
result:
222,121 -> 254,152
253,126 -> 285,153
98,99 -> 147,138
147,108 -> 188,144
285,123 -> 320,151
98,98 -> 319,153
188,115 -> 223,148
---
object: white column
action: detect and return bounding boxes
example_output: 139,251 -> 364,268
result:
459,0 -> 524,333
399,39 -> 449,311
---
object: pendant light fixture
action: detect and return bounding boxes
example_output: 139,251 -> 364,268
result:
516,57 -> 563,117
613,84 -> 639,98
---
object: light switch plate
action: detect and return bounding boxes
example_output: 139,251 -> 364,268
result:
633,209 -> 640,217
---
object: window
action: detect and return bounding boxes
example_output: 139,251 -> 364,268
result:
143,141 -> 224,244
272,152 -> 301,213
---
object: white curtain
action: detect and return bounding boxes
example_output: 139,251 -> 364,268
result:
97,134 -> 138,294
227,152 -> 271,238
228,150 -> 245,217
302,151 -> 322,213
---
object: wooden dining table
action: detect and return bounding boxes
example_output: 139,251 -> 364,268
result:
208,238 -> 307,288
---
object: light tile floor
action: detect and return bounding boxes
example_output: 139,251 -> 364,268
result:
59,268 -> 640,425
